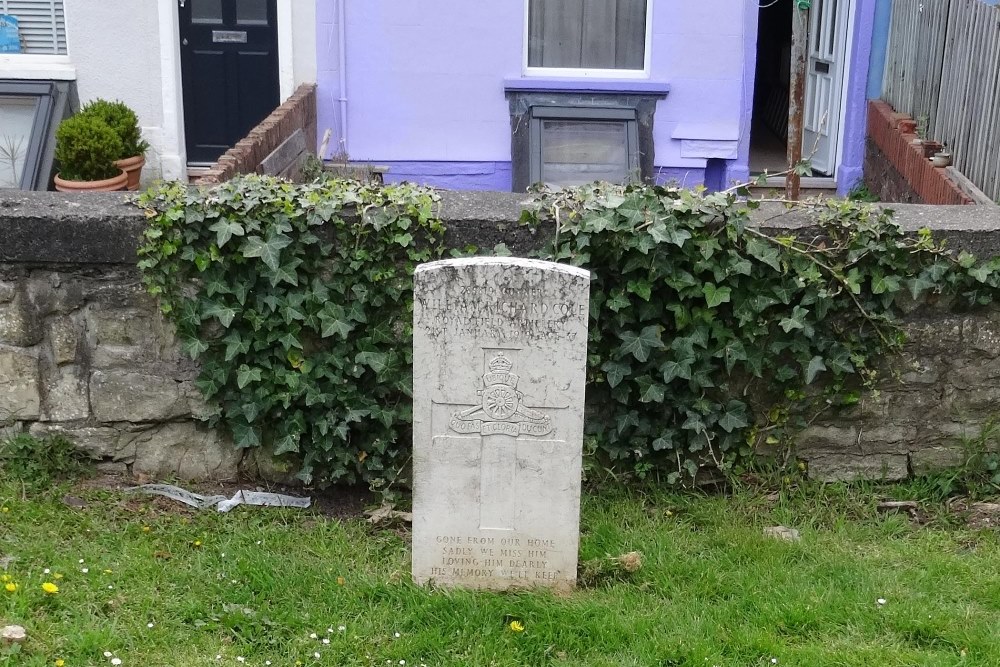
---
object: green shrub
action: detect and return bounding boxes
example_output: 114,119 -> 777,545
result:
0,433 -> 90,489
79,98 -> 149,158
54,114 -> 124,181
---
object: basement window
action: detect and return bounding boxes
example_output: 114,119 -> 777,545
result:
531,106 -> 639,188
0,78 -> 72,189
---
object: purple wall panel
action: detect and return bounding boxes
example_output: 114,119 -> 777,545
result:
315,1 -> 874,193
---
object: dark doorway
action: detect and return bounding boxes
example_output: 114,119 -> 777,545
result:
750,0 -> 792,175
179,0 -> 280,164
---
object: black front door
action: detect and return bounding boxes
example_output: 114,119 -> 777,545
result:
179,0 -> 280,164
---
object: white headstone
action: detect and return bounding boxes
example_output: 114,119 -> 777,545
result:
412,257 -> 590,591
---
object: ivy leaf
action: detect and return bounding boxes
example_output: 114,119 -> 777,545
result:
804,355 -> 827,384
627,279 -> 652,302
242,402 -> 260,423
648,222 -> 692,247
607,290 -> 631,312
208,218 -> 245,247
681,412 -> 706,434
601,360 -> 630,388
618,325 -> 665,362
907,275 -> 936,299
202,301 -> 236,328
871,272 -> 902,295
703,284 -> 732,308
745,237 -> 782,271
274,433 -> 301,455
635,376 -> 666,403
779,306 -> 809,332
661,359 -> 693,383
236,365 -> 262,389
318,303 -> 353,339
231,422 -> 261,449
356,350 -> 389,373
718,405 -> 748,433
241,233 -> 292,272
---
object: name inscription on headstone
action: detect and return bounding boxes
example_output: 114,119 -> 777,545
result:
412,258 -> 590,591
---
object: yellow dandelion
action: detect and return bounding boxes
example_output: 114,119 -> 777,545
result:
1,506 -> 9,512
53,572 -> 64,579
509,620 -> 525,632
42,581 -> 59,594
1,574 -> 9,582
193,540 -> 202,547
4,582 -> 17,592
103,569 -> 113,574
336,576 -> 345,586
142,526 -> 151,533
55,660 -> 65,667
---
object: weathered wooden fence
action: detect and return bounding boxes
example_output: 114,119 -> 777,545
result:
882,0 -> 1000,202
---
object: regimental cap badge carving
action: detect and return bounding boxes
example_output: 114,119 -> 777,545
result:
449,353 -> 553,437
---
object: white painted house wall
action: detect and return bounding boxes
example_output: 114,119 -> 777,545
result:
0,0 -> 316,184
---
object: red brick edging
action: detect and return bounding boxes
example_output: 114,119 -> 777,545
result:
864,100 -> 972,205
198,83 -> 317,184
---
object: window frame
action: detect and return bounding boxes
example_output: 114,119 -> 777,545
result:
521,0 -> 654,79
0,78 -> 70,189
529,106 -> 640,187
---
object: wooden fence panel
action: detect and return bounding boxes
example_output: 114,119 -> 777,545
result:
882,0 -> 1000,202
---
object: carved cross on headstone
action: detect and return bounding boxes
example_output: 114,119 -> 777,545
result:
441,349 -> 563,530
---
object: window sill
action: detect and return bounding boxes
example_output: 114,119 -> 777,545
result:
503,77 -> 669,96
0,56 -> 76,80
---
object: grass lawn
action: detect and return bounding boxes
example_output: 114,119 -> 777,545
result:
1,475 -> 998,667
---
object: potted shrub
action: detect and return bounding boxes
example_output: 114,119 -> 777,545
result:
79,99 -> 149,191
53,114 -> 127,192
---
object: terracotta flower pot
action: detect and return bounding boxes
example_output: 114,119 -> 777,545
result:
54,169 -> 128,193
114,154 -> 146,191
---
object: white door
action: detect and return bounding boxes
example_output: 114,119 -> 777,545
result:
804,0 -> 851,175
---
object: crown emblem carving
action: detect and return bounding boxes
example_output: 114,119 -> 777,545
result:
449,353 -> 553,437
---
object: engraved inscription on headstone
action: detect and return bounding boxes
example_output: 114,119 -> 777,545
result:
412,258 -> 590,591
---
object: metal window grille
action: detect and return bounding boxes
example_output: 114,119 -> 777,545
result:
0,0 -> 66,55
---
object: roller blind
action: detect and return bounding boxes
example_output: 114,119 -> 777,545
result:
528,0 -> 647,70
0,0 -> 66,55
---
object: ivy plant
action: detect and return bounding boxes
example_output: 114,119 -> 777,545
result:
523,182 -> 999,482
138,174 -> 1000,491
138,175 -> 447,493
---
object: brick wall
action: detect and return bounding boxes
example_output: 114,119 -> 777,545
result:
198,84 -> 317,184
864,100 -> 973,205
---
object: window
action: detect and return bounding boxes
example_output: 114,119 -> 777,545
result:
0,79 -> 72,189
531,107 -> 639,187
506,88 -> 665,191
0,0 -> 67,55
526,0 -> 649,75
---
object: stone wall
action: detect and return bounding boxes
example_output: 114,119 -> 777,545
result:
198,84 -> 318,185
3,190 -> 1000,482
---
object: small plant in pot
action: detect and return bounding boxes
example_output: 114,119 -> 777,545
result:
79,99 -> 149,191
53,114 -> 127,192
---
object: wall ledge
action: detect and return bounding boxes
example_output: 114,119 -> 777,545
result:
4,189 -> 1000,266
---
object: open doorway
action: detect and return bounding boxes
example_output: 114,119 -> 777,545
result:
750,0 -> 852,180
750,0 -> 792,176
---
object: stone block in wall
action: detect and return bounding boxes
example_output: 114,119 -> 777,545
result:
797,424 -> 914,482
43,366 -> 90,422
0,346 -> 40,419
0,292 -> 41,347
49,314 -> 80,365
29,421 -> 238,480
28,423 -> 121,459
0,281 -> 15,303
90,371 -> 190,422
961,315 -> 1000,358
127,422 -> 238,480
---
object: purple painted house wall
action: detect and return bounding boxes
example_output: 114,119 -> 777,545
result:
316,0 -> 876,194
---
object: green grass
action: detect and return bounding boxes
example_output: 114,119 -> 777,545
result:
1,478 -> 998,667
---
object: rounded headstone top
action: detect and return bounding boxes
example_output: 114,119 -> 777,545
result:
415,257 -> 590,280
